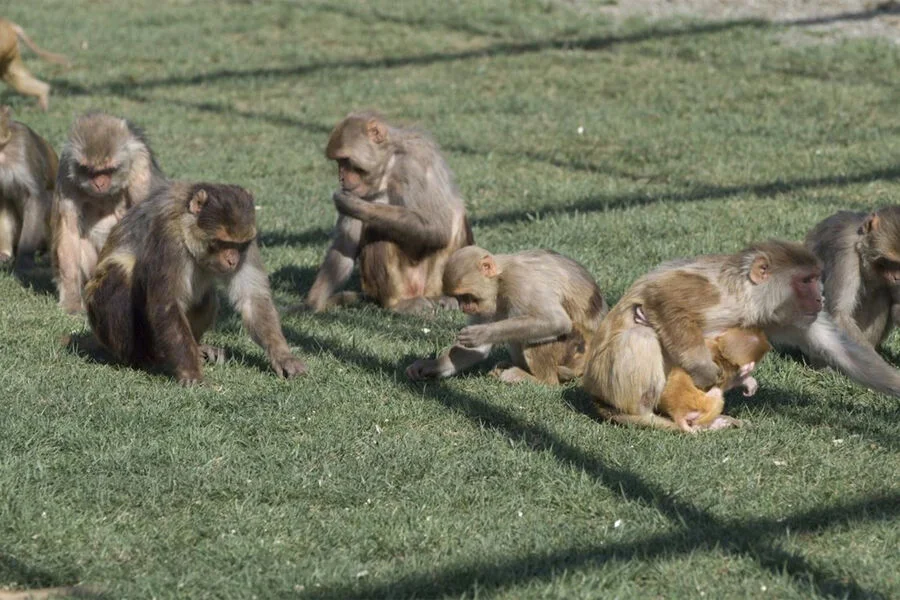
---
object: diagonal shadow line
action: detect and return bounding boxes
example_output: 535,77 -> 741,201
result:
280,327 -> 890,598
305,2 -> 507,38
475,164 -> 900,227
52,18 -> 770,94
298,494 -> 898,600
779,5 -> 900,27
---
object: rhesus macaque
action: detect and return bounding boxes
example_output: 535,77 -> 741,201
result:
52,113 -> 167,313
0,18 -> 69,111
805,207 -> 900,351
406,246 -> 608,384
654,324 -> 771,432
584,239 -> 900,431
0,105 -> 58,268
306,111 -> 473,314
84,182 -> 307,386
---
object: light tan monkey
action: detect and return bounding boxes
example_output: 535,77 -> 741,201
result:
655,325 -> 770,432
52,113 -> 167,313
306,111 -> 473,314
584,240 -> 900,431
406,246 -> 608,384
0,105 -> 57,268
84,182 -> 307,386
805,207 -> 900,352
0,18 -> 69,111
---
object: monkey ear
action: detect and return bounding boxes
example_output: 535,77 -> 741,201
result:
366,119 -> 388,144
479,255 -> 499,278
188,189 -> 209,215
859,213 -> 880,235
749,255 -> 769,285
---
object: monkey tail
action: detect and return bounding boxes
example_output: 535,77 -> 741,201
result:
12,23 -> 70,66
594,402 -> 682,431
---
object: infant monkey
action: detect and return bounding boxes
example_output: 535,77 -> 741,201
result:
406,246 -> 608,384
638,305 -> 771,432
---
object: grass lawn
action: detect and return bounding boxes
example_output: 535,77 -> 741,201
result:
1,1 -> 898,598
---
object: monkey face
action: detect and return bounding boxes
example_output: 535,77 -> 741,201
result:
75,162 -> 124,197
202,239 -> 251,275
336,158 -> 371,196
790,269 -> 823,321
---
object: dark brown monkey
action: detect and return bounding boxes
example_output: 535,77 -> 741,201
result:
584,239 -> 900,431
406,246 -> 608,384
0,18 -> 69,111
0,105 -> 57,268
654,324 -> 770,432
84,182 -> 307,386
52,113 -> 167,313
805,207 -> 900,351
306,111 -> 473,314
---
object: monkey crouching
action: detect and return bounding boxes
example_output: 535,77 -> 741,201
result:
84,182 -> 307,385
406,246 -> 608,384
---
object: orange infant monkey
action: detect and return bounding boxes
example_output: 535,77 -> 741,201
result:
656,323 -> 771,432
0,18 -> 69,111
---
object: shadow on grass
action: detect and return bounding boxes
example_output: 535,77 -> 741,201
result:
268,264 -> 319,296
10,263 -> 56,298
259,228 -> 331,250
271,327 -> 894,599
0,551 -> 103,598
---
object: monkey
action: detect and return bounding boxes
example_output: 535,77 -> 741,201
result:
0,105 -> 57,269
52,112 -> 167,314
0,586 -> 92,599
0,18 -> 69,111
583,239 -> 900,431
306,111 -> 473,314
654,323 -> 771,432
405,246 -> 608,384
805,207 -> 900,352
83,182 -> 307,386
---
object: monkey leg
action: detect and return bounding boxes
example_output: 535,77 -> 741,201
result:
14,194 -> 49,269
84,262 -> 138,365
489,364 -> 539,384
587,326 -> 680,430
2,57 -> 50,110
0,199 -> 17,263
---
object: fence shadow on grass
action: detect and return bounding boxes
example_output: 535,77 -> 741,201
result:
0,551 -> 103,598
271,327 -> 894,599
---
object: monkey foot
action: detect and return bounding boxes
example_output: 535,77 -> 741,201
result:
742,375 -> 759,397
0,251 -> 11,264
490,365 -> 537,384
705,415 -> 745,431
633,304 -> 650,327
177,374 -> 203,387
199,344 -> 227,365
739,362 -> 756,378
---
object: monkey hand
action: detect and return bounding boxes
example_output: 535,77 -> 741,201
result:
177,370 -> 203,387
271,354 -> 308,379
457,324 -> 490,348
332,190 -> 366,219
741,375 -> 759,397
686,359 -> 720,390
406,359 -> 443,380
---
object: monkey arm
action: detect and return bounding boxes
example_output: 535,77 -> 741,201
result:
641,299 -> 719,389
307,216 -> 362,312
52,194 -> 85,313
407,344 -> 493,380
457,312 -> 573,347
768,314 -> 900,397
144,274 -> 203,385
229,245 -> 307,378
823,256 -> 871,346
332,191 -> 450,251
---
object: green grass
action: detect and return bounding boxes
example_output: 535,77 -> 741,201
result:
1,1 -> 898,598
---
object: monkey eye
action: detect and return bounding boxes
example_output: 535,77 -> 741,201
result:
456,293 -> 477,305
801,275 -> 817,284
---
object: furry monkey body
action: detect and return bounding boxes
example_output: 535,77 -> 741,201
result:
406,246 -> 608,384
584,240 -> 900,431
0,106 -> 57,267
0,18 -> 69,111
84,182 -> 307,385
52,113 -> 167,313
307,112 -> 473,313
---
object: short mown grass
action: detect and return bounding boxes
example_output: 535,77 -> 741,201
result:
0,1 -> 898,598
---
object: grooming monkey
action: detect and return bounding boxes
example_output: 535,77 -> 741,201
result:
0,105 -> 57,268
805,207 -> 900,352
84,182 -> 307,386
0,18 -> 69,111
584,239 -> 900,431
53,113 -> 167,313
306,111 -> 473,314
654,323 -> 771,432
406,246 -> 608,384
